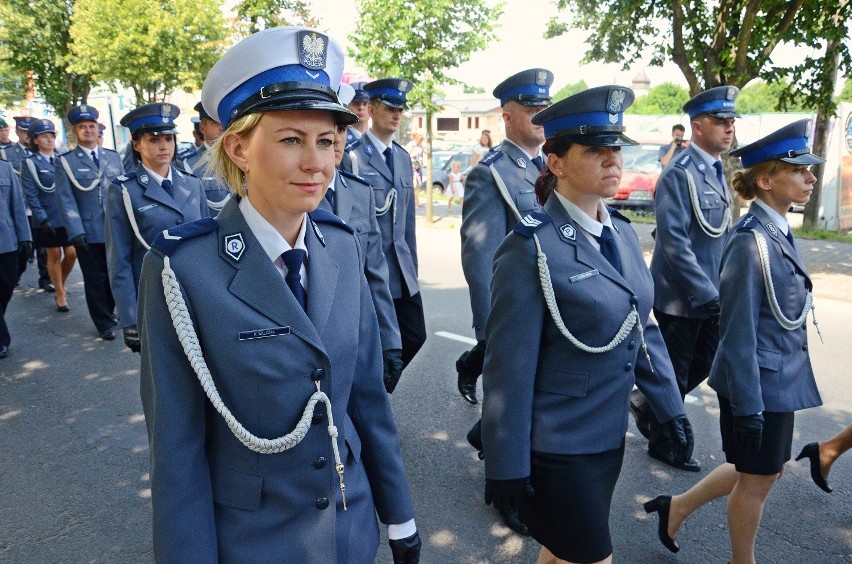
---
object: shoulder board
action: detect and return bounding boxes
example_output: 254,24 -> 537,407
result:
309,208 -> 354,234
675,153 -> 691,168
512,211 -> 552,238
59,149 -> 74,158
735,213 -> 758,233
151,218 -> 219,256
346,138 -> 362,152
112,172 -> 136,185
607,207 -> 632,224
479,149 -> 504,167
392,140 -> 410,155
102,147 -> 118,154
338,168 -> 369,186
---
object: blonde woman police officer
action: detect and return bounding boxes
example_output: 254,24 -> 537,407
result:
136,27 -> 420,563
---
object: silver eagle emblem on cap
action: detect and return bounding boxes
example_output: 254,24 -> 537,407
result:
80,104 -> 88,113
161,104 -> 171,116
726,86 -> 737,100
299,32 -> 327,70
536,70 -> 548,86
608,89 -> 626,114
399,80 -> 409,90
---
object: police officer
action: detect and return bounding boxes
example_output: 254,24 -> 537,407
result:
458,68 -> 553,407
0,116 -> 38,283
107,102 -> 208,352
645,119 -> 824,562
56,104 -> 124,340
0,117 -> 12,158
22,118 -> 77,311
97,123 -> 106,147
343,77 -> 426,374
0,157 -> 32,358
633,86 -> 740,472
137,26 -> 419,563
3,117 -> 32,174
322,83 -> 404,392
180,102 -> 230,216
346,81 -> 370,145
482,86 -> 689,562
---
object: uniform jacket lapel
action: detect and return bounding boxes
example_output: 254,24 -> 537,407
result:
216,201 -> 325,353
750,203 -> 810,282
688,145 -> 728,203
304,217 -> 339,338
501,141 -> 538,188
333,172 -> 355,221
170,167 -> 193,212
363,136 -> 393,183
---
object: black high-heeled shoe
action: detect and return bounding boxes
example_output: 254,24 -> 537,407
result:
644,495 -> 680,553
796,443 -> 832,493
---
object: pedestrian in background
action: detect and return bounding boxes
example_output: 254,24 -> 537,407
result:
645,119 -> 824,563
446,160 -> 464,212
468,129 -> 493,169
658,123 -> 687,166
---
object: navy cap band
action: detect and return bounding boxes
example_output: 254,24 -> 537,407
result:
737,139 -> 810,168
499,84 -> 551,105
367,88 -> 407,102
688,99 -> 737,118
129,115 -> 178,133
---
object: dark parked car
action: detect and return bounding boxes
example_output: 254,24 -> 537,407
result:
607,143 -> 664,211
420,148 -> 474,192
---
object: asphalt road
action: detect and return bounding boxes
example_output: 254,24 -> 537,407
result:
0,219 -> 849,563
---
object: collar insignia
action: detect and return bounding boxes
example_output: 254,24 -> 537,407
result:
224,233 -> 245,261
697,162 -> 705,172
766,223 -> 778,237
560,223 -> 576,241
139,174 -> 149,185
516,158 -> 527,169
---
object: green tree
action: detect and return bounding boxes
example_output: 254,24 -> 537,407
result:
349,0 -> 503,223
627,82 -> 689,114
839,79 -> 852,103
70,0 -> 227,104
0,0 -> 92,141
736,79 -> 809,113
233,0 -> 317,35
0,60 -> 28,108
463,84 -> 486,94
552,80 -> 588,103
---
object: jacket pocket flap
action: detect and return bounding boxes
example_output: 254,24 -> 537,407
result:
211,464 -> 263,510
535,368 -> 589,397
756,348 -> 781,372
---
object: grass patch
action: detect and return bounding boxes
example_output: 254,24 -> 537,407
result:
793,227 -> 852,243
618,210 -> 657,224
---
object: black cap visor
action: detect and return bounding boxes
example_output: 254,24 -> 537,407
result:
508,95 -> 551,107
780,152 -> 825,165
699,110 -> 741,119
233,81 -> 358,127
547,125 -> 638,147
372,96 -> 407,110
139,126 -> 179,136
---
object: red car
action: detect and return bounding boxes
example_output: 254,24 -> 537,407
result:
607,142 -> 664,212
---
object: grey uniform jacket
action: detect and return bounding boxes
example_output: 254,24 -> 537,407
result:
0,159 -> 31,253
460,141 -> 540,340
21,153 -> 62,228
343,136 -> 418,299
650,145 -> 730,317
0,142 -> 28,175
56,147 -> 124,243
106,165 -> 208,329
482,195 -> 685,480
318,169 -> 401,351
181,145 -> 231,216
708,203 -> 822,416
137,201 -> 415,563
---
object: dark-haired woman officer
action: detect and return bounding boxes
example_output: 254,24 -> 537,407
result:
481,86 -> 689,564
106,103 -> 208,351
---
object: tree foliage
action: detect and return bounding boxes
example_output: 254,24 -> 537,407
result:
233,0 -> 317,35
736,79 -> 808,113
839,79 -> 852,103
627,82 -> 689,115
349,0 -> 503,222
0,60 -> 28,108
70,0 -> 227,104
552,80 -> 588,103
0,0 -> 91,120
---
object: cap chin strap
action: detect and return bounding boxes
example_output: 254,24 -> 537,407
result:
159,254 -> 348,509
685,169 -> 730,238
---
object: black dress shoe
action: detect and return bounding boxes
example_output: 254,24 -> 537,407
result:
498,506 -> 529,536
456,357 -> 479,405
648,447 -> 701,472
643,495 -> 679,553
98,328 -> 116,341
0,345 -> 8,359
629,389 -> 652,439
55,302 -> 70,313
39,280 -> 55,292
796,442 -> 832,493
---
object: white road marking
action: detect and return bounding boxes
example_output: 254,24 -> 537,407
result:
435,331 -> 477,346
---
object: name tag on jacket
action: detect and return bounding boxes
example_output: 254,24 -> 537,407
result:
569,269 -> 599,283
239,326 -> 291,340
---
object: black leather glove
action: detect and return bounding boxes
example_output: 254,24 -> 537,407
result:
69,234 -> 88,252
123,325 -> 141,353
702,297 -> 721,319
484,478 -> 535,512
389,531 -> 421,564
18,241 -> 32,257
39,220 -> 56,238
383,348 -> 404,393
734,413 -> 764,454
666,414 -> 695,462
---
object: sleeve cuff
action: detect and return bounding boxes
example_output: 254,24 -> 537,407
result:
387,518 -> 416,540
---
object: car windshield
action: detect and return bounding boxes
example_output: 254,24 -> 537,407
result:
621,144 -> 661,173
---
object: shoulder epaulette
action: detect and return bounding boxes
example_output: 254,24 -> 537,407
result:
392,140 -> 410,156
338,168 -> 369,186
735,213 -> 758,233
102,147 -> 118,154
345,138 -> 362,152
309,208 -> 354,233
512,210 -> 552,238
675,153 -> 691,168
59,149 -> 73,158
479,148 -> 504,167
152,218 -> 218,256
112,172 -> 136,185
607,207 -> 632,224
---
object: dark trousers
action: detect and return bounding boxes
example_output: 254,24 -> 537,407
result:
647,310 -> 720,451
28,217 -> 49,282
0,251 -> 20,346
77,243 -> 116,332
393,290 -> 426,368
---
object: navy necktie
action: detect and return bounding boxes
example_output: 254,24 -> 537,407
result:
713,160 -> 725,188
594,226 -> 622,275
785,228 -> 796,249
325,187 -> 335,212
383,146 -> 395,178
49,156 -> 54,166
531,155 -> 545,173
281,249 -> 307,311
161,178 -> 172,197
91,150 -> 99,169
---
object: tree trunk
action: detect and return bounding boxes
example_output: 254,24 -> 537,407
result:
425,107 -> 434,224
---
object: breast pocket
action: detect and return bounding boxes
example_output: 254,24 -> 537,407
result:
699,193 -> 724,225
535,365 -> 589,397
211,463 -> 263,510
515,190 -> 537,213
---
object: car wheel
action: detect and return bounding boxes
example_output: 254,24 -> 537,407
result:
433,183 -> 444,194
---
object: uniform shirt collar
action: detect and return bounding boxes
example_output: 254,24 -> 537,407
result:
690,142 -> 718,170
501,138 -> 541,161
142,164 -> 173,186
327,168 -> 338,192
239,196 -> 308,260
554,190 -> 614,238
365,129 -> 388,154
754,198 -> 789,235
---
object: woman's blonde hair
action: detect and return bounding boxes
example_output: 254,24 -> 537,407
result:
204,112 -> 264,197
731,159 -> 789,201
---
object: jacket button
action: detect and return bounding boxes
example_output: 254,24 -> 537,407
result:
315,497 -> 329,510
624,363 -> 633,372
313,456 -> 327,469
311,368 -> 325,382
630,295 -> 639,305
627,340 -> 636,350
802,344 -> 808,352
312,411 -> 325,425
